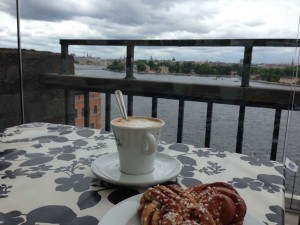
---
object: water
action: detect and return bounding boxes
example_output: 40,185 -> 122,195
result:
75,64 -> 300,193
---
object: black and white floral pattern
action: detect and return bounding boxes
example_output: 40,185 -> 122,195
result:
0,123 -> 285,225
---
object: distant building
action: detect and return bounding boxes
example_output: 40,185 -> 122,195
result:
145,65 -> 150,72
229,71 -> 238,76
250,74 -> 261,80
279,76 -> 299,84
120,56 -> 126,64
74,92 -> 101,129
159,65 -> 169,74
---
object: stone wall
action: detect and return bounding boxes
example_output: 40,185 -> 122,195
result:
0,48 -> 74,130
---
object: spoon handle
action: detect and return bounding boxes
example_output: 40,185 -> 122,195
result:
114,90 -> 129,121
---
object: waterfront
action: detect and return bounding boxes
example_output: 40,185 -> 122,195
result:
75,64 -> 300,193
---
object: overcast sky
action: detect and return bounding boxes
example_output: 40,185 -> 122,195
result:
0,0 -> 299,63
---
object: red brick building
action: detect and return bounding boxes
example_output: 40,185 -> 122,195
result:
74,92 -> 101,129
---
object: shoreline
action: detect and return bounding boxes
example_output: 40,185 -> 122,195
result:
75,64 -> 299,88
251,79 -> 300,87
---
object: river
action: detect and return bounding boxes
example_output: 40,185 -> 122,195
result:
75,64 -> 300,193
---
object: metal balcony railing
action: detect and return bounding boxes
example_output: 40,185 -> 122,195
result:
40,38 -> 300,217
42,38 -> 300,162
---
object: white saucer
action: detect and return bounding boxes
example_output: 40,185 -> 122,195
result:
91,152 -> 182,187
98,194 -> 265,225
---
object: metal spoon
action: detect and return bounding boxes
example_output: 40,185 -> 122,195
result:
114,90 -> 129,121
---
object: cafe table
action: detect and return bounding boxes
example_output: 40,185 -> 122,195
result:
0,122 -> 285,225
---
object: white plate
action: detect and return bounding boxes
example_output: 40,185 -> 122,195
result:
99,194 -> 265,225
91,152 -> 182,187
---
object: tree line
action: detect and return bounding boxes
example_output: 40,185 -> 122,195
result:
107,59 -> 295,82
251,66 -> 294,82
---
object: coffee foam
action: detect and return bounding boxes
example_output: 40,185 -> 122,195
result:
112,117 -> 162,128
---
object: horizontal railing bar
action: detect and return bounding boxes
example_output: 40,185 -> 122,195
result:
241,46 -> 253,87
41,73 -> 300,110
60,39 -> 299,47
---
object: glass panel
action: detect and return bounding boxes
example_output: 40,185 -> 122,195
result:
1,0 -> 300,218
283,34 -> 300,210
182,101 -> 206,147
210,104 -> 239,152
0,1 -> 21,130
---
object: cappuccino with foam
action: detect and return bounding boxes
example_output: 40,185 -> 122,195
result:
112,116 -> 162,128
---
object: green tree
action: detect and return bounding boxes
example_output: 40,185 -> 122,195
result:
259,67 -> 287,82
107,60 -> 125,72
148,59 -> 155,70
136,60 -> 146,71
168,62 -> 181,73
181,61 -> 193,74
194,64 -> 212,75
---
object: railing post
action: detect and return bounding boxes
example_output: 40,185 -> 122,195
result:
241,45 -> 253,87
105,93 -> 111,131
127,95 -> 133,116
271,109 -> 281,161
152,97 -> 158,118
236,105 -> 246,154
64,90 -> 70,125
61,44 -> 71,74
205,102 -> 213,148
125,45 -> 135,79
61,44 -> 71,125
84,91 -> 90,127
177,100 -> 185,143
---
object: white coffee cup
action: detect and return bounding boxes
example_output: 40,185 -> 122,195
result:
111,116 -> 165,175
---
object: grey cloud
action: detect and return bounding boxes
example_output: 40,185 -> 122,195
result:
78,0 -> 216,39
1,0 -> 218,41
0,26 -> 7,32
244,19 -> 264,27
2,0 -> 74,21
0,1 -> 14,15
2,0 -> 167,24
96,1 -> 150,25
2,0 -> 217,29
2,0 -> 109,22
1,0 -> 297,63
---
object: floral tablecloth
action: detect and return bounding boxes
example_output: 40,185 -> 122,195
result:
0,123 -> 284,225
